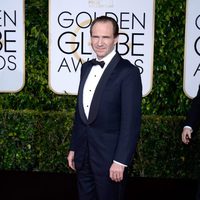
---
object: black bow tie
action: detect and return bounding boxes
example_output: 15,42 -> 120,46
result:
91,59 -> 105,68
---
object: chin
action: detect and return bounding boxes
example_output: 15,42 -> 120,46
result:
97,56 -> 104,60
96,53 -> 105,59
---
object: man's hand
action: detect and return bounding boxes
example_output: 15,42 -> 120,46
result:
109,162 -> 125,182
67,150 -> 76,171
182,127 -> 192,144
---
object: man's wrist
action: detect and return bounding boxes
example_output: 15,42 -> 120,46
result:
113,160 -> 127,167
184,126 -> 193,133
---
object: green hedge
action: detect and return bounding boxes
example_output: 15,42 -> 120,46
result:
0,110 -> 73,172
1,110 -> 199,179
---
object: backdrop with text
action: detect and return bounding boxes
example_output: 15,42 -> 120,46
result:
0,0 -> 25,93
184,0 -> 200,98
49,0 -> 155,96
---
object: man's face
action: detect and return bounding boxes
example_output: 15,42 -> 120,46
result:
91,21 -> 118,60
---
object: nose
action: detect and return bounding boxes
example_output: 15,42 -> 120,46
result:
97,38 -> 103,46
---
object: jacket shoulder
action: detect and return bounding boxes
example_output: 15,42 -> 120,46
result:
118,58 -> 140,74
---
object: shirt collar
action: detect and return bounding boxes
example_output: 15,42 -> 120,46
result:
96,49 -> 116,68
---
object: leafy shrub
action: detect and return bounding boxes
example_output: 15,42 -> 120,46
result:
1,110 -> 199,179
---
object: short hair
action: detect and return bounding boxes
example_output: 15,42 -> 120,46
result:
90,16 -> 119,38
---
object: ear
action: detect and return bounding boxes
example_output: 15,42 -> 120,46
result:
114,36 -> 119,45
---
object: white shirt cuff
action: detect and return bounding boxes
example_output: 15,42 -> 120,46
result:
184,126 -> 193,132
113,160 -> 127,167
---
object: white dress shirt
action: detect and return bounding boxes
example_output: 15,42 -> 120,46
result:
83,49 -> 127,167
83,49 -> 116,118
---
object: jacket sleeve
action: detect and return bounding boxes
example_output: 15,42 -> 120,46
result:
114,66 -> 142,166
185,85 -> 200,133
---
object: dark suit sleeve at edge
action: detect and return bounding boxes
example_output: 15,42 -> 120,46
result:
185,85 -> 200,132
114,66 -> 142,166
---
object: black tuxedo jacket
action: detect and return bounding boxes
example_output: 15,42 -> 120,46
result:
185,85 -> 200,132
70,53 -> 142,175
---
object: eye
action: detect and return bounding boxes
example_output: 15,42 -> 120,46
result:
92,36 -> 98,39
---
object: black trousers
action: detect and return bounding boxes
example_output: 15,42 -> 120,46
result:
76,149 -> 127,200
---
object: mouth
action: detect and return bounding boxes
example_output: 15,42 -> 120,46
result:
95,47 -> 105,52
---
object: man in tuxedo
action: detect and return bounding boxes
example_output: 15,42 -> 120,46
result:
181,85 -> 200,200
67,16 -> 142,200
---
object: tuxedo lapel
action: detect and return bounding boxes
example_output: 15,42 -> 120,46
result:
78,63 -> 93,124
88,53 -> 121,124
